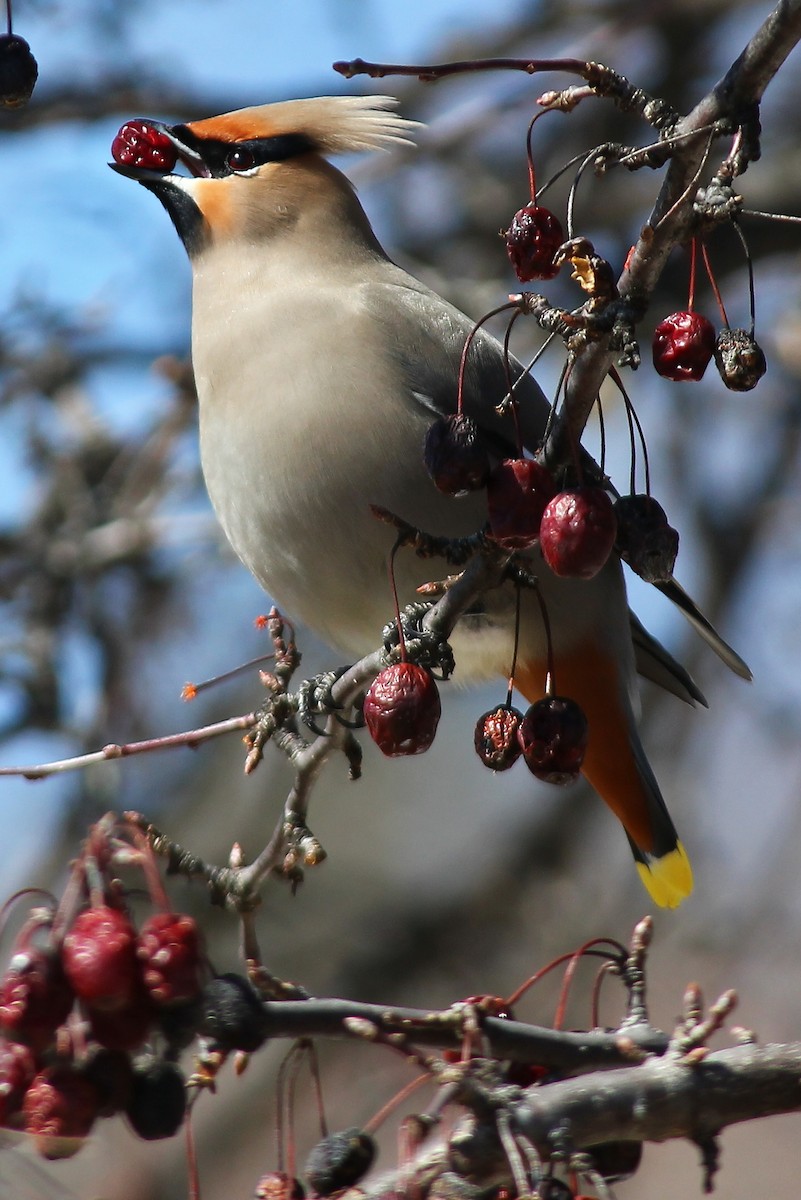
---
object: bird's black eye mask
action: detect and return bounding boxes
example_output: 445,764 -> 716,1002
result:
169,126 -> 314,178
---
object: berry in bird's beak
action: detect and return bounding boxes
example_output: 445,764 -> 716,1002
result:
111,120 -> 178,172
539,486 -> 617,580
0,33 -> 38,108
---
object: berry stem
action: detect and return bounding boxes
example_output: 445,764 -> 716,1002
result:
505,583 -> 523,708
504,939 -> 625,1007
387,537 -> 407,662
4,0 -> 12,37
566,144 -> 599,240
700,240 -> 729,327
531,582 -> 557,697
362,1073 -> 428,1134
186,1111 -> 202,1200
524,111 -> 551,200
732,218 -> 759,337
595,393 -> 606,478
126,822 -> 172,912
182,651 -> 277,700
501,308 -> 525,455
609,366 -> 651,496
687,237 -> 699,312
553,937 -> 626,1031
456,302 -> 519,414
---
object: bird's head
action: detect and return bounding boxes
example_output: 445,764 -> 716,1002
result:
110,95 -> 419,258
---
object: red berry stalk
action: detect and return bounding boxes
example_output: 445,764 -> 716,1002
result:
504,112 -> 564,282
652,240 -> 716,381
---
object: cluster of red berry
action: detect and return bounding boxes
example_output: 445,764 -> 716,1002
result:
0,816 -> 275,1159
111,120 -> 179,172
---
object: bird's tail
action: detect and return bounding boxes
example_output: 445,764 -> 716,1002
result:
516,642 -> 693,909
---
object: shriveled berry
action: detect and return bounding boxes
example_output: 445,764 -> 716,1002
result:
0,34 -> 38,108
23,1065 -> 99,1159
82,1047 -> 134,1117
63,906 -> 140,1012
474,705 -> 523,771
614,494 -> 678,583
137,912 -> 204,1006
487,458 -> 556,551
125,1059 -> 186,1140
652,311 -> 716,381
0,1037 -> 36,1125
539,487 -> 617,579
111,119 -> 178,172
0,950 -> 74,1052
363,663 -> 441,757
200,973 -> 268,1053
504,205 -> 564,282
424,414 -> 490,496
305,1128 -> 376,1196
519,695 -> 588,784
254,1171 -> 306,1200
155,995 -> 203,1056
714,327 -> 767,391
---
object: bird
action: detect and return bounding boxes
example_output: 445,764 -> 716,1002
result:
111,95 -> 750,908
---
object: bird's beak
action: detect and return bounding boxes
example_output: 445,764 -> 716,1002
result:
109,119 -> 211,180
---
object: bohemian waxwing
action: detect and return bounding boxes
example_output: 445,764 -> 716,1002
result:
111,95 -> 750,908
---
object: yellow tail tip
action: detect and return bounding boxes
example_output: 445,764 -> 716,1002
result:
636,842 -> 694,909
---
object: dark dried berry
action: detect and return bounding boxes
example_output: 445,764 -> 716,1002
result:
0,950 -> 74,1052
614,494 -> 678,583
200,973 -> 267,1053
713,326 -> 767,391
539,487 -> 617,580
254,1171 -> 306,1200
111,119 -> 178,171
474,705 -> 523,771
424,414 -> 490,496
82,1047 -> 134,1117
0,1037 -> 36,1124
486,458 -> 556,551
305,1128 -> 376,1196
0,34 -> 38,108
137,912 -> 204,1006
23,1065 -> 100,1159
652,311 -> 716,381
125,1059 -> 186,1140
519,696 -> 588,785
84,982 -> 154,1052
504,205 -> 564,282
63,906 -> 140,1012
586,1140 -> 643,1182
363,663 -> 441,757
154,995 -> 203,1057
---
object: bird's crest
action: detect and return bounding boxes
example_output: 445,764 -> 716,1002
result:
185,96 -> 420,154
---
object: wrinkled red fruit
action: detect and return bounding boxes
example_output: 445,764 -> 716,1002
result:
474,705 -> 523,771
519,695 -> 588,784
84,984 -> 154,1052
137,912 -> 203,1006
0,34 -> 38,108
487,458 -> 556,551
111,120 -> 178,171
614,494 -> 678,583
714,327 -> 767,392
424,414 -> 490,496
0,1037 -> 37,1125
23,1066 -> 100,1159
504,205 -> 564,282
62,906 -> 140,1012
305,1128 -> 377,1197
254,1172 -> 306,1200
652,311 -> 716,381
539,487 -> 617,579
0,950 -> 74,1052
363,663 -> 441,757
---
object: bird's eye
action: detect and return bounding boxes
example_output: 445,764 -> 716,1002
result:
226,147 -> 256,173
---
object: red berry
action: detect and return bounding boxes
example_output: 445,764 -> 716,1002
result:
423,414 -> 490,496
255,1172 -> 306,1200
539,487 -> 617,579
713,327 -> 767,392
137,912 -> 204,1006
486,459 -> 556,551
0,34 -> 38,108
504,205 -> 564,281
0,950 -> 74,1052
62,906 -> 140,1012
474,705 -> 523,771
84,985 -> 154,1052
111,120 -> 178,172
363,663 -> 441,757
23,1065 -> 99,1159
614,494 -> 678,583
652,311 -> 716,381
519,695 -> 588,784
0,1037 -> 36,1125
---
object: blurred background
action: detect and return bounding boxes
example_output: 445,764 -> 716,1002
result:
2,0 -> 801,1195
